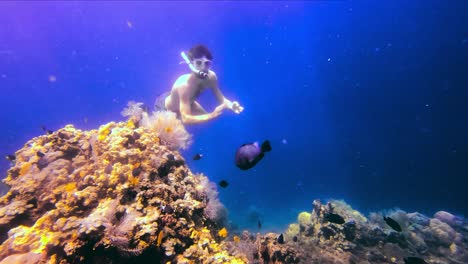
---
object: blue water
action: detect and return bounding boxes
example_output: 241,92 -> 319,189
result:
1,1 -> 467,232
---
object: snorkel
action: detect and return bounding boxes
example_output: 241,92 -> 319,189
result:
180,51 -> 209,79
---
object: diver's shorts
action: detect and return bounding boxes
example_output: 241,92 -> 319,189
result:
154,91 -> 171,112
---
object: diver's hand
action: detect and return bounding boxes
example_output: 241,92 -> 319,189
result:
231,101 -> 244,114
210,104 -> 226,119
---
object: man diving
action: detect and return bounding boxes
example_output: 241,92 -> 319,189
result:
154,44 -> 244,124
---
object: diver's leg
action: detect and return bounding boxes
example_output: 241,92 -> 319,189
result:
154,91 -> 171,111
191,101 -> 208,115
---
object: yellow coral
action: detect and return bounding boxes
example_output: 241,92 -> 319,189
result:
64,183 -> 76,192
298,211 -> 311,227
128,174 -> 139,186
19,163 -> 32,176
127,119 -> 136,129
285,223 -> 300,239
98,123 -> 112,141
450,243 -> 457,254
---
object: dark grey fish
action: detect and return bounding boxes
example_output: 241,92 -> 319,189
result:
193,153 -> 203,160
277,233 -> 284,244
404,257 -> 427,264
218,180 -> 229,188
5,154 -> 15,162
384,216 -> 402,232
41,125 -> 53,135
235,140 -> 271,170
325,213 -> 345,224
258,220 -> 262,230
293,236 -> 298,242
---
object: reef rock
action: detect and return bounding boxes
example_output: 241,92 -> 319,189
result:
0,121 -> 248,263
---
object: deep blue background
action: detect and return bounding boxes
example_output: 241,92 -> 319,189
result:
1,1 -> 467,231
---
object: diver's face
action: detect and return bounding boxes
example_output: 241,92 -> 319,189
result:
192,56 -> 212,72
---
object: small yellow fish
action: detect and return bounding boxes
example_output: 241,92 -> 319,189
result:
218,227 -> 228,238
233,235 -> 240,243
157,230 -> 165,246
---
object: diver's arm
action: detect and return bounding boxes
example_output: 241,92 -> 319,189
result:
179,90 -> 223,124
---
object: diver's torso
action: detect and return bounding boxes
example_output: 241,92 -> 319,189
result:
166,73 -> 211,112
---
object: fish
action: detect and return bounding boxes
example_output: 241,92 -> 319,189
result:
384,216 -> 402,232
218,227 -> 228,238
235,140 -> 271,170
277,233 -> 284,244
293,236 -> 298,242
166,154 -> 175,161
324,213 -> 345,224
404,257 -> 427,264
258,220 -> 262,230
41,125 -> 53,135
193,153 -> 203,160
218,180 -> 229,188
36,151 -> 45,158
5,154 -> 15,162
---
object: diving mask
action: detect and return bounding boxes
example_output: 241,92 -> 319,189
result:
192,58 -> 212,71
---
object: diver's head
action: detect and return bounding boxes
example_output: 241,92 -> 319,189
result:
188,44 -> 213,72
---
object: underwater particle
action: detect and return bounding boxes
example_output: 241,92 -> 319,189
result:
404,256 -> 427,264
218,180 -> 229,188
193,153 -> 203,160
126,20 -> 133,28
384,216 -> 402,232
235,140 -> 272,170
218,227 -> 228,238
324,213 -> 345,224
327,58 -> 332,62
48,75 -> 57,83
277,233 -> 284,244
281,139 -> 288,144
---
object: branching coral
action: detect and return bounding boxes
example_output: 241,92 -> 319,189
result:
196,174 -> 228,224
121,101 -> 192,150
121,101 -> 146,122
140,110 -> 192,150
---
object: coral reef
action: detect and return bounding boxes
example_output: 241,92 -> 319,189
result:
273,199 -> 468,264
0,120 -> 243,263
0,103 -> 466,263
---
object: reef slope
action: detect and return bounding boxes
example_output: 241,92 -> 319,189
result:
0,122 -> 246,263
